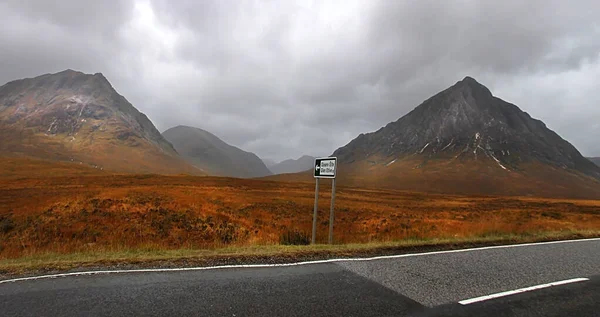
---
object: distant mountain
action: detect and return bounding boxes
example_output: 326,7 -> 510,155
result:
0,70 -> 202,175
162,125 -> 272,178
589,157 -> 600,167
270,77 -> 600,198
262,158 -> 277,168
269,155 -> 315,174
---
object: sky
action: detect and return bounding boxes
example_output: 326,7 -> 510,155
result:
1,0 -> 599,162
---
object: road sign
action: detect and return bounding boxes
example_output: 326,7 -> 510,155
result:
314,157 -> 337,178
312,157 -> 338,245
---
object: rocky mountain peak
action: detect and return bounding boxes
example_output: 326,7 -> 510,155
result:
1,69 -> 117,103
457,76 -> 493,98
457,75 -> 485,88
0,70 -> 179,161
333,77 -> 600,180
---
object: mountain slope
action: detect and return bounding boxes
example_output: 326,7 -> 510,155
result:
0,70 -> 203,175
588,157 -> 600,167
262,158 -> 277,169
162,125 -> 272,178
324,77 -> 600,198
269,155 -> 315,174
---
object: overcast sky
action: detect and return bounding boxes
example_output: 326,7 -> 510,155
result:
1,0 -> 599,161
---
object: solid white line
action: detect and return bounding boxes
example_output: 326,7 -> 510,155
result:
459,278 -> 590,305
1,237 -> 598,285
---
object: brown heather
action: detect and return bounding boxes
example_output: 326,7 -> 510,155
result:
1,157 -> 599,260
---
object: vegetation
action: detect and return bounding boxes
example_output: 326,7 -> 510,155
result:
280,230 -> 311,245
0,157 -> 599,275
1,231 -> 598,275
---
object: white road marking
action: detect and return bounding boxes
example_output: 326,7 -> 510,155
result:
458,278 -> 590,305
0,238 -> 598,285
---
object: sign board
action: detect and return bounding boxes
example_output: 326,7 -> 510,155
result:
312,157 -> 338,244
314,157 -> 337,179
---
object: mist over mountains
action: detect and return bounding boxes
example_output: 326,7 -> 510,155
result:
1,70 -> 599,198
162,125 -> 272,178
267,155 -> 316,175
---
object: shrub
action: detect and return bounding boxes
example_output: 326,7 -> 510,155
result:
0,215 -> 15,234
280,230 -> 310,245
541,211 -> 564,220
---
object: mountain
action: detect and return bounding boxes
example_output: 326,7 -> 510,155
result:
319,76 -> 600,198
269,155 -> 316,174
0,70 -> 203,175
589,157 -> 600,167
262,158 -> 277,168
162,125 -> 272,178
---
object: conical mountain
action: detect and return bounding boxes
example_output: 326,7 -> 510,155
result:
162,125 -> 272,178
0,70 -> 202,175
329,77 -> 600,198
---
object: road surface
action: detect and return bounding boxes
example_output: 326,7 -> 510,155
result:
1,238 -> 599,316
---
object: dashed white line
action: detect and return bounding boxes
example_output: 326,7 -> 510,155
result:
459,278 -> 590,305
0,238 -> 598,285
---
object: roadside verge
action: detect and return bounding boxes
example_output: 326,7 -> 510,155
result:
1,230 -> 598,281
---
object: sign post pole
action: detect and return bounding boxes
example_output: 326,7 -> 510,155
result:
312,178 -> 319,245
312,157 -> 337,245
328,178 -> 336,244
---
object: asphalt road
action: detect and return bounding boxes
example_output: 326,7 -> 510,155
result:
1,238 -> 599,316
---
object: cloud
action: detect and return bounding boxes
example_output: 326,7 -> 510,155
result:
0,0 -> 599,161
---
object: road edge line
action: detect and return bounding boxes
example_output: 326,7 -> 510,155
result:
458,277 -> 590,305
1,237 -> 599,285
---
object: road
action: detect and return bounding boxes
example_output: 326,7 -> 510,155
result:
1,238 -> 598,316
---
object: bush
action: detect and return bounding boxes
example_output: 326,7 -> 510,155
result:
280,230 -> 310,245
0,215 -> 15,234
541,211 -> 564,220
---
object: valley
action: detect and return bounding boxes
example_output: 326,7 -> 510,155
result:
1,157 -> 599,272
3,4 -> 600,315
1,71 -> 599,275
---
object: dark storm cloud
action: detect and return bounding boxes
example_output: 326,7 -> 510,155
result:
366,1 -> 600,76
0,0 -> 599,161
3,0 -> 133,33
0,0 -> 134,82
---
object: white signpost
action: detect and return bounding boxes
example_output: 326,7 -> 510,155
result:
312,157 -> 337,244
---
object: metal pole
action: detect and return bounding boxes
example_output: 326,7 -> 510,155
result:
328,178 -> 336,244
312,178 -> 319,244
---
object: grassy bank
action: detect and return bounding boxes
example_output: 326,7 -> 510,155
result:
1,230 -> 598,278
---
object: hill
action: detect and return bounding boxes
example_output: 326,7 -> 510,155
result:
0,70 -> 203,175
269,155 -> 315,174
588,157 -> 600,167
269,77 -> 600,199
162,125 -> 272,178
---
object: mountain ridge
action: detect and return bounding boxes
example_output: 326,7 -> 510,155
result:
269,76 -> 600,198
262,158 -> 277,168
0,70 -> 202,175
268,155 -> 316,175
162,125 -> 272,178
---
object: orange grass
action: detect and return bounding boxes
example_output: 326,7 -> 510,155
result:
1,170 -> 599,259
